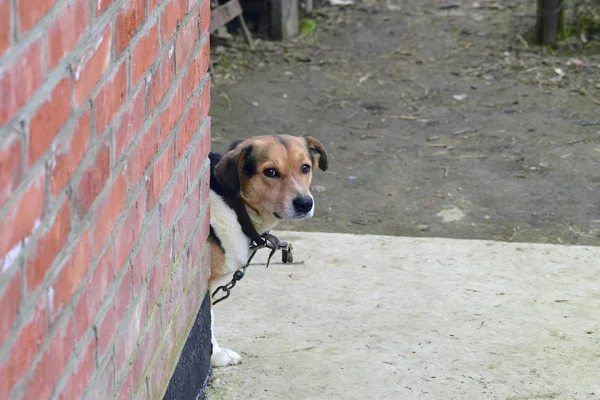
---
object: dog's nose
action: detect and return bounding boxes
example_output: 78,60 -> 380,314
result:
293,196 -> 313,213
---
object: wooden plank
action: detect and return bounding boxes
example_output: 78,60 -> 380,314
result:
270,0 -> 299,40
210,0 -> 243,33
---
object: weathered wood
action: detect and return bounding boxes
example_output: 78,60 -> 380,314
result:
210,0 -> 243,33
210,0 -> 253,47
238,15 -> 255,48
270,0 -> 299,40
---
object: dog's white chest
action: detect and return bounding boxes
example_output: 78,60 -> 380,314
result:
209,190 -> 250,273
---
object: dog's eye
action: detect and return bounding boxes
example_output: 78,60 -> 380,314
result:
301,164 -> 311,174
263,168 -> 278,178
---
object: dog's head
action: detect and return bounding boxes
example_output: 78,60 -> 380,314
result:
214,135 -> 328,220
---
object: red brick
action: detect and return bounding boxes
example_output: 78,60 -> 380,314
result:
175,13 -> 198,73
147,237 -> 171,309
29,77 -> 72,165
85,354 -> 115,400
190,206 -> 209,266
0,271 -> 20,349
57,339 -> 95,400
47,0 -> 89,69
0,0 -> 10,55
131,309 -> 160,388
160,80 -> 185,140
148,324 -> 174,399
96,0 -> 112,16
147,142 -> 174,210
127,117 -> 160,186
200,0 -> 210,33
52,231 -> 90,319
0,132 -> 22,209
174,284 -> 193,339
161,170 -> 186,230
114,292 -> 144,372
26,199 -> 71,292
200,77 -> 210,117
50,109 -> 90,196
200,159 -> 210,203
185,184 -> 201,229
131,24 -> 159,87
148,0 -> 160,14
187,267 -> 203,317
73,25 -> 112,105
0,173 -> 44,267
94,61 -> 127,136
161,257 -> 186,326
18,0 -> 56,33
115,188 -> 146,269
75,142 -> 110,216
191,241 -> 209,286
188,0 -> 200,12
93,172 -> 127,256
147,49 -> 175,112
24,320 -> 73,399
117,373 -> 132,400
186,38 -> 210,100
0,41 -> 44,126
0,297 -> 46,398
115,86 -> 145,162
98,267 -> 131,357
132,211 -> 159,292
175,192 -> 205,252
73,244 -> 115,337
114,0 -> 145,56
189,120 -> 210,181
160,0 -> 185,43
176,96 -> 200,160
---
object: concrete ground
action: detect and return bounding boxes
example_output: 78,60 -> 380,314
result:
206,231 -> 600,400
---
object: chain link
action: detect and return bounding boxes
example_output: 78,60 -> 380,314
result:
211,233 -> 293,305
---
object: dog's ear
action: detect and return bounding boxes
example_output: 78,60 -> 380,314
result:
214,142 -> 251,196
304,136 -> 328,171
228,139 -> 244,151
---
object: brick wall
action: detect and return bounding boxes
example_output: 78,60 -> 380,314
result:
0,0 -> 212,397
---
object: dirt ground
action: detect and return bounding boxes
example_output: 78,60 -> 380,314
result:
209,0 -> 600,246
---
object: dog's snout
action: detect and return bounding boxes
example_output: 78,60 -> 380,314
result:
293,196 -> 313,213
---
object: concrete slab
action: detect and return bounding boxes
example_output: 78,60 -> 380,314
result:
206,232 -> 600,400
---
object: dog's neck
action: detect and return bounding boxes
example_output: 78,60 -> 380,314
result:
245,205 -> 279,236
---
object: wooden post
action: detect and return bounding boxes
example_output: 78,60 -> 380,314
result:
306,0 -> 313,12
270,0 -> 299,40
537,0 -> 559,44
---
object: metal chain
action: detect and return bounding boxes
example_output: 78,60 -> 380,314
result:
211,233 -> 293,305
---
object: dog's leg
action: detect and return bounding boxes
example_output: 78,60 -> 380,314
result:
210,308 -> 242,367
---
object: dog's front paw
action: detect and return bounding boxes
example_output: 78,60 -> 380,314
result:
211,348 -> 242,367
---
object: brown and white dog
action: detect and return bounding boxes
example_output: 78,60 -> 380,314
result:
208,134 -> 328,367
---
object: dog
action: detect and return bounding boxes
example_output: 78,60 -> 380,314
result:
207,134 -> 328,367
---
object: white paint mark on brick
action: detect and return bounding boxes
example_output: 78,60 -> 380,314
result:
75,35 -> 105,81
2,242 -> 23,272
97,0 -> 102,11
1,217 -> 40,271
48,143 -> 58,170
32,218 -> 41,233
168,45 -> 174,59
48,286 -> 55,310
